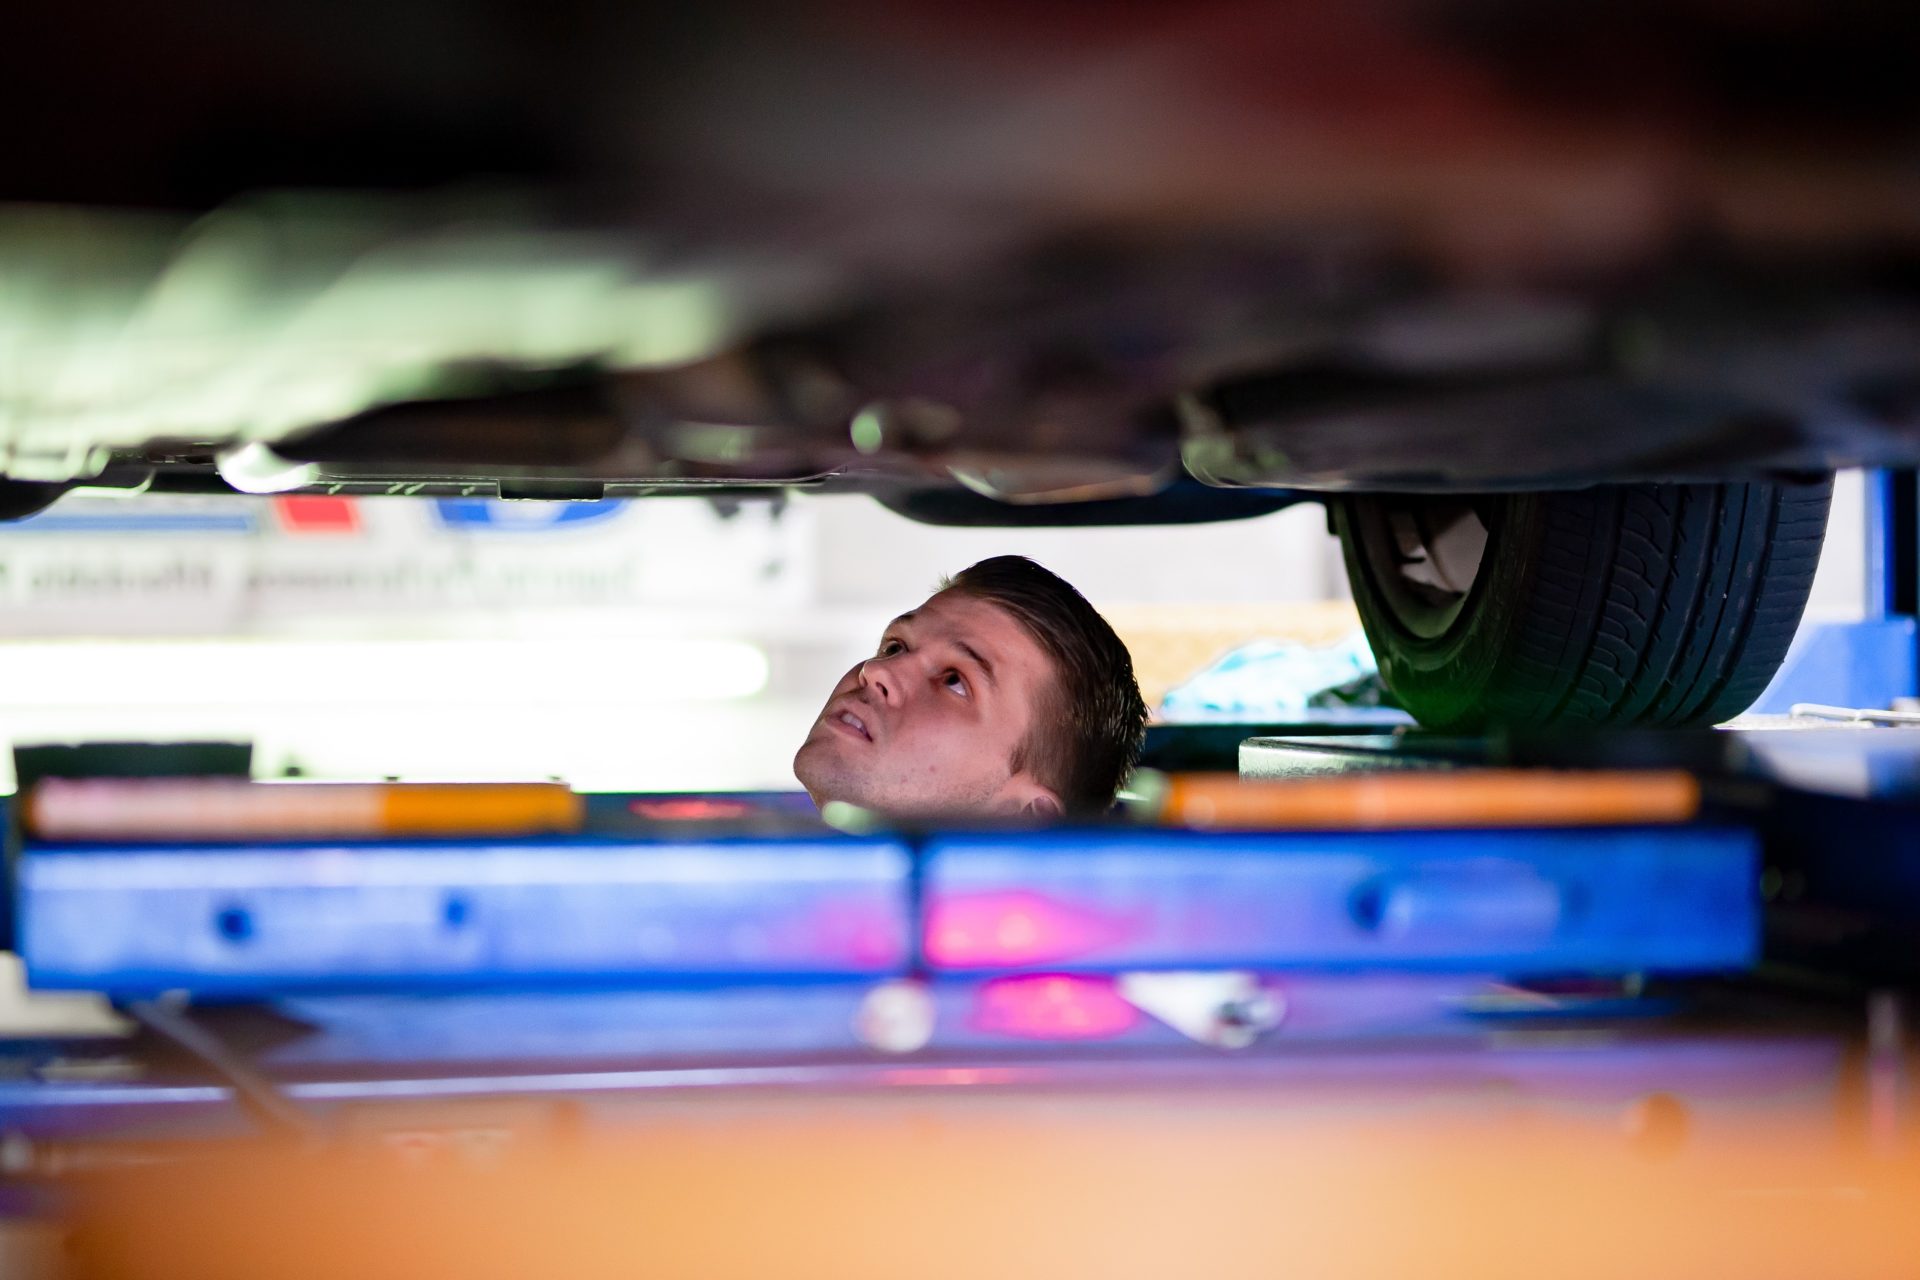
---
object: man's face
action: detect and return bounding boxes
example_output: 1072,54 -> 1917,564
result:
794,589 -> 1063,818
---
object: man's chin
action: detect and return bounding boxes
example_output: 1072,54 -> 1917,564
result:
796,741 -> 1005,819
793,737 -> 857,808
793,762 -> 897,818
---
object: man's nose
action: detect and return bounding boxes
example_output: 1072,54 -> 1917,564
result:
857,656 -> 900,704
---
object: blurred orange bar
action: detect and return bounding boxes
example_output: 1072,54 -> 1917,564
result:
1156,769 -> 1701,829
26,778 -> 583,842
376,783 -> 583,839
62,1113 -> 1920,1280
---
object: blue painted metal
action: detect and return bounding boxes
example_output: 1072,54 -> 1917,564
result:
18,837 -> 912,996
1866,469 -> 1898,622
1746,618 -> 1920,715
921,827 -> 1759,976
256,974 -> 1509,1068
269,987 -> 887,1065
18,822 -> 1758,995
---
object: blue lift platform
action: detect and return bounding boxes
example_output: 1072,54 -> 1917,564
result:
0,723 -> 1913,1163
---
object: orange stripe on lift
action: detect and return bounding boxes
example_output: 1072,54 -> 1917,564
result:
375,783 -> 585,838
1154,770 -> 1702,830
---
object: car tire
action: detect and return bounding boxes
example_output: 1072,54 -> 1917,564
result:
1332,477 -> 1833,731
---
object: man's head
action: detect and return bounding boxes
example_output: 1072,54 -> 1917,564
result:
794,555 -> 1147,819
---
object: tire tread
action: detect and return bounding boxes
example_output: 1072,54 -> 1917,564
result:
1340,477 -> 1833,731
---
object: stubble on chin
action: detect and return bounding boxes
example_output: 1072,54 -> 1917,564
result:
793,734 -> 851,806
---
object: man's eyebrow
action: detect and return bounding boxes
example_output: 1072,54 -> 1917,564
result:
955,640 -> 996,685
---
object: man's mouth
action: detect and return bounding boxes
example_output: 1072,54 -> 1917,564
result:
828,707 -> 872,742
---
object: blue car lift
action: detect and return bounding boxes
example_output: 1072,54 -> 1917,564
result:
0,809 -> 1779,1153
16,825 -> 1756,998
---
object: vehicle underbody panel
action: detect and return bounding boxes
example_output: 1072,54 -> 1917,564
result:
4,1 -> 1920,509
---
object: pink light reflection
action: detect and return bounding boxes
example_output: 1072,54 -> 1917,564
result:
971,975 -> 1140,1041
923,890 -> 1138,968
875,1066 -> 1026,1088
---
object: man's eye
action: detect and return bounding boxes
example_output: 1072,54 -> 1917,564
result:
878,638 -> 905,657
943,670 -> 969,697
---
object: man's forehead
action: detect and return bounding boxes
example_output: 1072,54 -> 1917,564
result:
894,591 -> 1038,654
896,589 -> 997,630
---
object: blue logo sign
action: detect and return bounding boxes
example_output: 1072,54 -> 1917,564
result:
432,499 -> 627,531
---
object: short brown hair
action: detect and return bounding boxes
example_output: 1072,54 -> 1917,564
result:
941,556 -> 1147,815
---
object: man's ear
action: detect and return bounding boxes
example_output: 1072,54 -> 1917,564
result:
998,776 -> 1063,820
1023,791 -> 1063,820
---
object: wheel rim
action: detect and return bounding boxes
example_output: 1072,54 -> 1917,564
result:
1352,496 -> 1492,641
